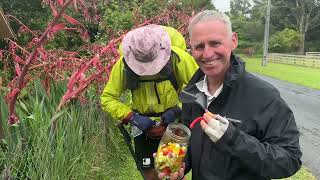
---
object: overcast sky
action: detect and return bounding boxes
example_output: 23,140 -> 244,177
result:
211,0 -> 230,12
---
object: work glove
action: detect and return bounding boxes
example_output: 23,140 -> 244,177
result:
200,113 -> 229,143
129,113 -> 156,131
161,106 -> 182,125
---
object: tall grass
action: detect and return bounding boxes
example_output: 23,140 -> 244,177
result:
0,81 -> 141,179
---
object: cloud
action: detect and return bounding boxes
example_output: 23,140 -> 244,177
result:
211,0 -> 230,12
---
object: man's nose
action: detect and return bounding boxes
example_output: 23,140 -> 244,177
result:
203,45 -> 214,58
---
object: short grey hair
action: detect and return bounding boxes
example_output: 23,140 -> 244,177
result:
188,10 -> 233,39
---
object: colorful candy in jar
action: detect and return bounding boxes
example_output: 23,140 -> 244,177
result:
155,142 -> 187,176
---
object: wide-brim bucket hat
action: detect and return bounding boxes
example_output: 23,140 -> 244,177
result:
122,24 -> 171,76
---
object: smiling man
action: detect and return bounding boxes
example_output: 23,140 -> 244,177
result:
160,10 -> 302,180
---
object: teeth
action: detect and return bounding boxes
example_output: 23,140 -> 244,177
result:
203,61 -> 214,65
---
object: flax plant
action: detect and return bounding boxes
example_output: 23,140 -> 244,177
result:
0,80 -> 141,179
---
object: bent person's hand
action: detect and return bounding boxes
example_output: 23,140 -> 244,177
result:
200,112 -> 229,143
161,106 -> 182,125
129,113 -> 156,131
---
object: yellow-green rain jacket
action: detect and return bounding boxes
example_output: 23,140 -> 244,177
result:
100,26 -> 198,122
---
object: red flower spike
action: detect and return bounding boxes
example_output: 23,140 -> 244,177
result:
57,0 -> 64,6
73,0 -> 78,12
0,49 -> 3,59
13,55 -> 26,65
15,63 -> 22,76
50,2 -> 58,17
63,14 -> 80,25
37,48 -> 48,61
6,88 -> 20,101
8,114 -> 20,125
52,23 -> 66,34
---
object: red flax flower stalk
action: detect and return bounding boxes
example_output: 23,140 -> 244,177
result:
6,0 -> 74,125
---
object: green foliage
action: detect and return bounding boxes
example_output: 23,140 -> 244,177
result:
0,80 -> 141,179
269,28 -> 301,53
305,41 -> 320,52
97,1 -> 137,44
0,0 -> 51,31
0,0 -> 90,50
231,15 -> 264,55
231,16 -> 264,42
230,0 -> 252,16
0,0 -> 51,46
181,0 -> 214,10
235,41 -> 263,55
139,0 -> 166,17
45,31 -> 85,50
96,0 -> 214,43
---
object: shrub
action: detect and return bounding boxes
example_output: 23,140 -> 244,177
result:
269,28 -> 301,53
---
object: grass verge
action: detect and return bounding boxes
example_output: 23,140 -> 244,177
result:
241,55 -> 320,90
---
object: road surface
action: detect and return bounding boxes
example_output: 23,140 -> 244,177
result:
255,74 -> 320,178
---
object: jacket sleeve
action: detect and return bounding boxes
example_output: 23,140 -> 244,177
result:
182,103 -> 193,174
100,58 -> 132,121
216,96 -> 302,179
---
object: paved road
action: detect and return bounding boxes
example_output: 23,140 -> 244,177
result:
255,74 -> 320,178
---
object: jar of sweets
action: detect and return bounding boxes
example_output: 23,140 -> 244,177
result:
154,122 -> 191,177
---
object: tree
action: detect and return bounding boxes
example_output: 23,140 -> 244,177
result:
272,0 -> 320,54
230,0 -> 252,17
0,0 -> 51,31
229,0 -> 264,54
184,0 -> 214,10
269,28 -> 301,53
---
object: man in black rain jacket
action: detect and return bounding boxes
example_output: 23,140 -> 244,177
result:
161,10 -> 302,180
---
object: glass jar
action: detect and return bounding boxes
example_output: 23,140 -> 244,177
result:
154,122 -> 191,177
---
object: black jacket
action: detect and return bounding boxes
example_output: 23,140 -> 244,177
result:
181,54 -> 302,180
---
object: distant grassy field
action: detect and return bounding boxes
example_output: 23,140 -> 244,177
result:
241,55 -> 320,90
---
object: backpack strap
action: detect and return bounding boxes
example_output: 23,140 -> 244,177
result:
167,69 -> 179,91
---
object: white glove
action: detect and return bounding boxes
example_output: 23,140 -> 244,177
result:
200,114 -> 229,143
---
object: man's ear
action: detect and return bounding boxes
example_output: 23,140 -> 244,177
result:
231,32 -> 238,50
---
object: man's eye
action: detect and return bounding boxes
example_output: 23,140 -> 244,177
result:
209,41 -> 221,47
194,44 -> 204,51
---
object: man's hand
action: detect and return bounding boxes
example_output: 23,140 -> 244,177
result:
153,153 -> 186,180
158,162 -> 186,180
161,106 -> 182,125
129,113 -> 156,131
200,112 -> 229,143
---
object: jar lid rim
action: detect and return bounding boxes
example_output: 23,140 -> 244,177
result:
167,122 -> 191,139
